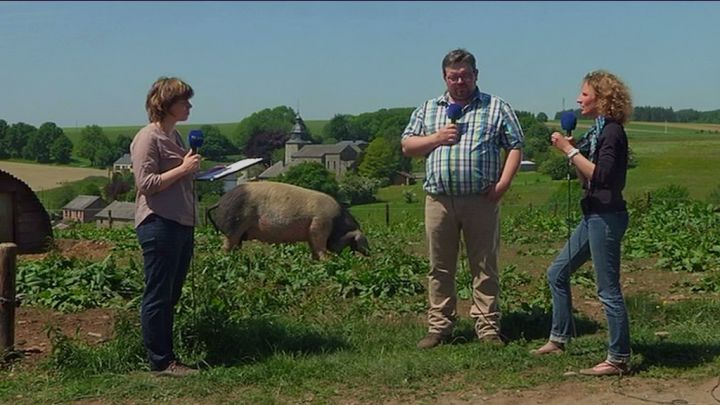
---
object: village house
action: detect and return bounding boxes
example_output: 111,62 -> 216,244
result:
113,153 -> 132,172
95,200 -> 136,228
62,195 -> 107,223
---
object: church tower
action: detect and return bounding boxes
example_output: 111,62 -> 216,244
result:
285,113 -> 312,165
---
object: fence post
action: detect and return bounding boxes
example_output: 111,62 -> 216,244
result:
108,210 -> 113,229
385,203 -> 390,226
0,243 -> 17,353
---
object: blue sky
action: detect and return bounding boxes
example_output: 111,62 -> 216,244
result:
1,1 -> 718,128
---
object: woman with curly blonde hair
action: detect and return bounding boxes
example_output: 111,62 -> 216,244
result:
531,70 -> 634,376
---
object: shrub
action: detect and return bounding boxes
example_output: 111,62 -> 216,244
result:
338,174 -> 380,205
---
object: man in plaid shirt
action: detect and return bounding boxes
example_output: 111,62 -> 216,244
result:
401,48 -> 524,349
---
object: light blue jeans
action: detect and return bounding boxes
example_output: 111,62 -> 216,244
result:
546,211 -> 630,364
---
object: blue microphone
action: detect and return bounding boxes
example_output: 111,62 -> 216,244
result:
188,129 -> 204,154
447,103 -> 463,124
560,111 -> 577,137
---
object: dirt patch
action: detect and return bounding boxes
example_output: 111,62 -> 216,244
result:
13,307 -> 117,365
476,376 -> 720,405
11,239 -> 119,365
22,239 -> 116,262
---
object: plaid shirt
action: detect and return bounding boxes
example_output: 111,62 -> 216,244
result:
402,89 -> 524,195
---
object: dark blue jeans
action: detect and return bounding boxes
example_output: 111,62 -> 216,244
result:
546,211 -> 630,363
136,215 -> 194,371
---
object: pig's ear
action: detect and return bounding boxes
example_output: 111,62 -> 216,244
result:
351,232 -> 370,256
329,231 -> 354,253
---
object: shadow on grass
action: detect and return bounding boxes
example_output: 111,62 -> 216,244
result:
444,309 -> 600,344
632,341 -> 720,372
189,317 -> 351,367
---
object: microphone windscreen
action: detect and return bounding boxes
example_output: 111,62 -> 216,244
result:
560,111 -> 577,132
447,103 -> 463,122
188,129 -> 204,150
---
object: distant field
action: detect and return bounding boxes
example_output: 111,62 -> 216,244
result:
61,120 -> 330,144
0,161 -> 108,191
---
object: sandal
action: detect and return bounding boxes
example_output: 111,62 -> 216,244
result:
530,341 -> 565,356
579,360 -> 629,376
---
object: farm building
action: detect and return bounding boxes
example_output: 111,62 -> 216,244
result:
0,170 -> 53,253
62,195 -> 107,223
95,201 -> 135,228
519,160 -> 537,172
113,153 -> 132,172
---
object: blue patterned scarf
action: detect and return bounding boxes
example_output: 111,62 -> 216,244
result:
580,116 -> 606,162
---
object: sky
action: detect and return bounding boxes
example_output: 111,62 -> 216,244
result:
1,1 -> 719,128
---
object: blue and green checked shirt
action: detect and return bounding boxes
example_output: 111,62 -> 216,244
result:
402,89 -> 524,196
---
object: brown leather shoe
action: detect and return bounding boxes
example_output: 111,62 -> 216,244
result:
154,361 -> 199,377
479,334 -> 505,347
416,333 -> 447,349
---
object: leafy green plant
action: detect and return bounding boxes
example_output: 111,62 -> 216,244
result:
17,253 -> 143,312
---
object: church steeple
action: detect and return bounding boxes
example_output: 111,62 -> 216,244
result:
285,112 -> 311,164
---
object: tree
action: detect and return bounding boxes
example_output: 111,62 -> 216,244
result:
50,134 -> 74,164
539,153 -> 574,180
114,134 -> 133,155
536,112 -> 548,122
359,137 -> 400,181
277,161 -> 339,198
22,132 -> 49,162
104,171 -> 134,202
198,125 -> 237,161
0,120 -> 8,159
322,114 -> 354,142
244,130 -> 287,163
232,106 -> 296,151
24,122 -> 65,163
6,122 -> 36,158
517,112 -> 551,161
77,125 -> 114,167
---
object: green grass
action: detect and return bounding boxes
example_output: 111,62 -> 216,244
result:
3,298 -> 719,404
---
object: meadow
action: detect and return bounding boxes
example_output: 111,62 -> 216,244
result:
1,120 -> 720,404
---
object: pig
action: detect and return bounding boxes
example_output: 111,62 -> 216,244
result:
207,182 -> 370,260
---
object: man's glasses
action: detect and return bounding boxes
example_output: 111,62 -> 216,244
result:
446,73 -> 475,84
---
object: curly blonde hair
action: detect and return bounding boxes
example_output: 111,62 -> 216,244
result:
145,77 -> 194,123
583,70 -> 633,124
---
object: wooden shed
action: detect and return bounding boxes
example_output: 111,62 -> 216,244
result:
0,170 -> 53,253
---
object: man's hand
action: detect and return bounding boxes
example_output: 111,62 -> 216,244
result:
487,180 -> 510,203
435,124 -> 459,145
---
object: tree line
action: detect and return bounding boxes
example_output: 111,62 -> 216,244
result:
0,120 -> 74,164
554,106 -> 720,123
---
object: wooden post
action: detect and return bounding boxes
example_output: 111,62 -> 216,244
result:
108,210 -> 113,229
0,243 -> 17,352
